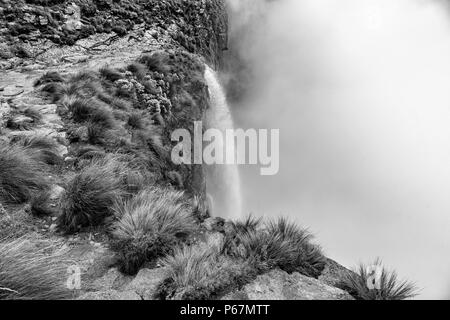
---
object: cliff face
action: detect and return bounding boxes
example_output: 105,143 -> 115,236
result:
1,0 -> 229,198
0,0 -> 227,68
0,1 -> 356,301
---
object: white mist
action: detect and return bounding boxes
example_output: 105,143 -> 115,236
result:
227,0 -> 450,299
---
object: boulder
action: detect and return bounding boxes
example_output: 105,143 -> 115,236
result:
90,268 -> 132,292
318,258 -> 354,288
124,268 -> 167,300
222,269 -> 354,300
65,242 -> 117,288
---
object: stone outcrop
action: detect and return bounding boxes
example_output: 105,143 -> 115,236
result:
222,269 -> 354,300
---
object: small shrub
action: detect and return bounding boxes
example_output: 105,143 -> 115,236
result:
340,259 -> 418,300
111,187 -> 197,274
0,238 -> 72,300
0,144 -> 49,204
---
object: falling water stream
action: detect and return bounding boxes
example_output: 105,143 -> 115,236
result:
204,65 -> 243,220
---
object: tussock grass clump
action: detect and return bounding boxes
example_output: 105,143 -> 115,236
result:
157,243 -> 256,300
40,82 -> 67,103
68,98 -> 116,129
127,111 -> 146,129
0,238 -> 72,300
34,71 -> 65,87
57,156 -> 131,233
227,217 -> 326,278
15,135 -> 62,165
0,144 -> 49,204
233,215 -> 262,234
111,187 -> 197,275
99,66 -> 124,82
341,259 -> 418,300
126,62 -> 148,80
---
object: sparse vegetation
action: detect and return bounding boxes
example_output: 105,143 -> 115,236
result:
340,259 -> 418,300
110,187 -> 197,275
0,238 -> 72,300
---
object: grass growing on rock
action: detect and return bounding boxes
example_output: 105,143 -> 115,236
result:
227,217 -> 326,278
14,135 -> 62,165
157,216 -> 327,300
157,242 -> 256,300
341,259 -> 418,300
0,238 -> 72,300
110,187 -> 197,275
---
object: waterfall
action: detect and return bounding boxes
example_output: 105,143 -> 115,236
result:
204,65 -> 243,220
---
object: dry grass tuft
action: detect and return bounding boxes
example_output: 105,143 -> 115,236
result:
0,238 -> 73,300
110,187 -> 197,274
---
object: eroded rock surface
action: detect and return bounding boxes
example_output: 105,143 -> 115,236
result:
223,269 -> 354,300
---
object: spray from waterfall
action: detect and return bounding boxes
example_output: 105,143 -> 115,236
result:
225,0 -> 450,299
204,65 -> 243,220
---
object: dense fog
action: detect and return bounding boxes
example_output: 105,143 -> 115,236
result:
225,0 -> 450,299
